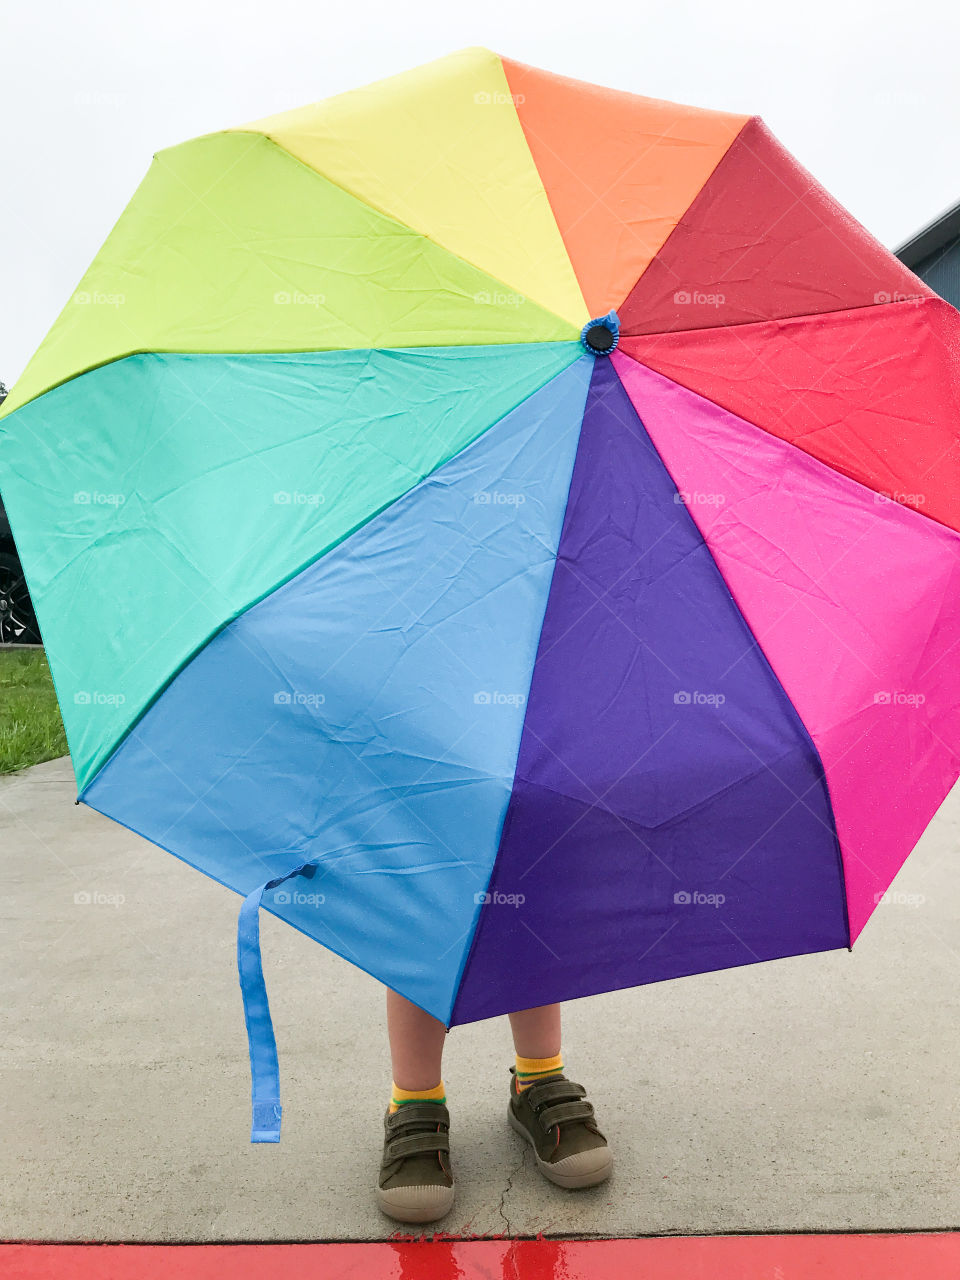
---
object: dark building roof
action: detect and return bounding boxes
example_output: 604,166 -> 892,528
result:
895,199 -> 960,269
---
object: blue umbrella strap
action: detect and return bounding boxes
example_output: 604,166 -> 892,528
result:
237,860 -> 318,1143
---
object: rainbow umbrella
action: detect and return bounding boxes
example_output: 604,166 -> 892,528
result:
3,50 -> 960,1143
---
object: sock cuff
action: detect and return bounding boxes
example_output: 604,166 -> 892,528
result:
515,1052 -> 564,1078
390,1080 -> 446,1107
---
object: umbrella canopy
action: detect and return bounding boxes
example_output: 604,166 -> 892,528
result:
3,49 -> 960,1142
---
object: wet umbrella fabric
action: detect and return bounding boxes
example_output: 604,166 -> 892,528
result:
2,50 -> 959,1142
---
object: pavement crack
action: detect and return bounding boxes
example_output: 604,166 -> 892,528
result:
498,1144 -> 527,1235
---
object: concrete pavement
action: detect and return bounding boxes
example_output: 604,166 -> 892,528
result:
2,755 -> 959,1241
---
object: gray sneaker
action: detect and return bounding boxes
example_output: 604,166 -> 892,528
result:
377,1102 -> 455,1223
508,1068 -> 612,1188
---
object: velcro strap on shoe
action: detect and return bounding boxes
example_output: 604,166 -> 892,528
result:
386,1103 -> 450,1130
537,1099 -> 596,1130
527,1079 -> 586,1108
385,1131 -> 451,1161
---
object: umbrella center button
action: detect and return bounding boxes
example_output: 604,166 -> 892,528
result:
581,310 -> 620,356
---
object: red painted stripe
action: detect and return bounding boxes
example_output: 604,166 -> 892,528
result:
3,1235 -> 960,1279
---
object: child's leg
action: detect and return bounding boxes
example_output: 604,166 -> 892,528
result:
386,988 -> 447,1106
506,1001 -> 612,1187
508,1002 -> 561,1059
508,1003 -> 564,1090
378,989 -> 454,1224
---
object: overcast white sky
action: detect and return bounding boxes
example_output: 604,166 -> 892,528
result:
3,0 -> 958,387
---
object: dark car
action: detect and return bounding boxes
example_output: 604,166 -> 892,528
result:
0,382 -> 42,644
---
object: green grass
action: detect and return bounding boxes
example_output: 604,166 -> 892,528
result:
0,648 -> 68,774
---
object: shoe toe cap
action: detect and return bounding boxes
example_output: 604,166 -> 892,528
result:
377,1182 -> 455,1224
547,1144 -> 613,1186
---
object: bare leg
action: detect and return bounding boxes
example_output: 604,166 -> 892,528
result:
508,1003 -> 562,1059
386,988 -> 447,1089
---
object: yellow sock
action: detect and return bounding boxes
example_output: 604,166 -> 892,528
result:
515,1052 -> 564,1092
388,1080 -> 446,1114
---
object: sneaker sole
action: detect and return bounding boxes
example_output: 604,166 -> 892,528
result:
376,1182 -> 455,1224
508,1106 -> 613,1189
